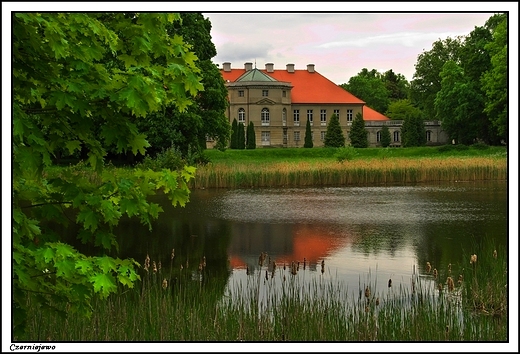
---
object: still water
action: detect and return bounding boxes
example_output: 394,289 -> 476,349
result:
97,180 -> 508,302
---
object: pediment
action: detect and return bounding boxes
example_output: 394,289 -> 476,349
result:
255,98 -> 276,105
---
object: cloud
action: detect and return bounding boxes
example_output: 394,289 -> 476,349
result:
317,31 -> 465,49
216,41 -> 273,63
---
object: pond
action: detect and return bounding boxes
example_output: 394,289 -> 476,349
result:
86,180 -> 508,304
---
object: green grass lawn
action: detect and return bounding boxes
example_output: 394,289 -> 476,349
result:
203,145 -> 507,165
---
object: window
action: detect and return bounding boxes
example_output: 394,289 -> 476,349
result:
393,131 -> 400,142
293,110 -> 300,126
238,90 -> 244,97
334,109 -> 340,120
347,109 -> 353,122
282,108 -> 287,126
320,131 -> 326,141
262,90 -> 269,97
238,108 -> 245,123
307,110 -> 313,125
294,131 -> 301,141
377,131 -> 382,142
261,108 -> 270,126
282,90 -> 286,98
426,131 -> 432,142
261,131 -> 270,146
320,109 -> 327,125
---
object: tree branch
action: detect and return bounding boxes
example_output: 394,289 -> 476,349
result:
21,201 -> 73,209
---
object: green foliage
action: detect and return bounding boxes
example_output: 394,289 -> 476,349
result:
382,69 -> 410,101
411,13 -> 506,145
324,114 -> 345,148
410,36 -> 463,119
246,122 -> 256,149
349,112 -> 368,148
385,99 -> 424,120
237,122 -> 246,150
481,15 -> 507,141
434,61 -> 479,145
133,13 -> 230,156
304,118 -> 313,148
380,125 -> 391,147
12,13 -> 201,337
401,114 -> 426,147
340,68 -> 390,114
334,146 -> 358,162
136,147 -> 187,171
230,119 -> 238,149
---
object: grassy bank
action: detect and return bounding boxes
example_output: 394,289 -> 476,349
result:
192,146 -> 507,189
19,241 -> 507,341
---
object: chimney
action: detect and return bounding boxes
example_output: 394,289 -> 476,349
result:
307,64 -> 315,73
244,62 -> 253,71
286,63 -> 295,73
223,62 -> 231,72
265,63 -> 274,73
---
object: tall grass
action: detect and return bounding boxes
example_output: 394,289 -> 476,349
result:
192,156 -> 507,189
19,243 -> 507,342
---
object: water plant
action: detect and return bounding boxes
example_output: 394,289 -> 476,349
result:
18,242 -> 508,342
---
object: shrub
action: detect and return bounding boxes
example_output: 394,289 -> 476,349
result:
137,147 -> 186,171
334,146 -> 358,162
472,142 -> 489,150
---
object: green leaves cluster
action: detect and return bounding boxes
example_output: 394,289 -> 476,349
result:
12,13 -> 201,337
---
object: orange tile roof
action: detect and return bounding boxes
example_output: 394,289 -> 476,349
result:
221,68 -> 365,105
363,106 -> 390,121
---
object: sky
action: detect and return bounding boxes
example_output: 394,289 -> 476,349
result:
205,11 -> 497,84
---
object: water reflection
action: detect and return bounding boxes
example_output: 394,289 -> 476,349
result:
63,181 -> 507,303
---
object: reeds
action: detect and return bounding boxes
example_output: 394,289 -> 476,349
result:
191,157 -> 507,189
18,243 -> 507,342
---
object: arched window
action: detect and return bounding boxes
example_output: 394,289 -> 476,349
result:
238,108 -> 245,123
377,131 -> 382,142
393,131 -> 400,142
261,108 -> 270,125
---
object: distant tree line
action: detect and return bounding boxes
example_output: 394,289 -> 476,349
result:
340,13 -> 507,146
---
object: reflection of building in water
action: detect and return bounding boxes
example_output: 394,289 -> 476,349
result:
227,222 -> 354,272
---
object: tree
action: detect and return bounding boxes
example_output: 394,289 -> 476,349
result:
349,112 -> 368,148
324,114 -> 345,147
304,118 -> 313,148
237,122 -> 246,149
481,14 -> 507,142
434,60 -> 480,145
401,114 -> 426,147
410,36 -> 463,119
340,68 -> 390,114
134,13 -> 230,157
230,119 -> 238,149
385,99 -> 424,121
380,125 -> 391,147
382,69 -> 410,101
458,17 -> 502,145
12,13 -> 202,337
246,122 -> 256,149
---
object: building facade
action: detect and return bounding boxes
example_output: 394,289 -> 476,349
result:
212,62 -> 448,148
